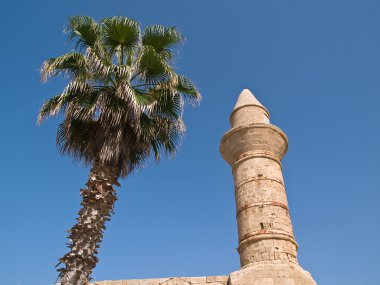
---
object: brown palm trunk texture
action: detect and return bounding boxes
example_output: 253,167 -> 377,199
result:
58,162 -> 120,285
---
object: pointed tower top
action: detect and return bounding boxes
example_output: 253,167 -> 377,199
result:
233,89 -> 266,111
230,89 -> 270,127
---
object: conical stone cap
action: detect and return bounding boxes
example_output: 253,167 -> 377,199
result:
230,89 -> 270,127
233,89 -> 266,110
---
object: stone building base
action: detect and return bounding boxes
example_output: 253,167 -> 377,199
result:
229,262 -> 316,285
92,262 -> 316,285
93,276 -> 229,285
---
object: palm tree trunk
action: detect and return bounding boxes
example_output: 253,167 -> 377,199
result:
58,161 -> 120,285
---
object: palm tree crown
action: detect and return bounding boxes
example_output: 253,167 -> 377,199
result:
39,16 -> 200,177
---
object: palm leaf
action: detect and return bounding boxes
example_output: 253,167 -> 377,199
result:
38,95 -> 63,123
149,89 -> 183,119
142,25 -> 183,59
65,16 -> 100,50
101,16 -> 140,64
41,52 -> 87,82
177,75 -> 201,104
134,45 -> 176,84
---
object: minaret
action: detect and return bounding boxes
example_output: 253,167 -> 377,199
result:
220,89 -> 316,285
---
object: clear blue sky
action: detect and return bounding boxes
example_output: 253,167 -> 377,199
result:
1,0 -> 379,284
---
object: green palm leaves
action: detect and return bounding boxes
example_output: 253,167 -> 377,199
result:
102,17 -> 140,57
143,25 -> 183,59
39,16 -> 200,177
66,16 -> 101,49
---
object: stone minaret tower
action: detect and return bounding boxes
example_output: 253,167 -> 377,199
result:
220,89 -> 316,285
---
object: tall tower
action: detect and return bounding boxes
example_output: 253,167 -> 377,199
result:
220,89 -> 316,285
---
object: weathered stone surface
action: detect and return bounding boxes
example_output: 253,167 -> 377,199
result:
220,89 -> 316,284
229,263 -> 315,285
93,276 -> 228,285
230,89 -> 270,127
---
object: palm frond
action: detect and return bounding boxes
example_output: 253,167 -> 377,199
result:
152,117 -> 185,157
148,88 -> 183,119
117,82 -> 141,118
101,16 -> 140,64
134,45 -> 177,84
177,75 -> 201,104
65,16 -> 101,50
38,80 -> 97,124
132,88 -> 155,106
57,118 -> 95,163
38,95 -> 63,124
41,52 -> 87,82
142,25 -> 183,60
86,47 -> 111,78
63,81 -> 93,98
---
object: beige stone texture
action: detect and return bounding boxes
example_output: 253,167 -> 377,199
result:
229,262 -> 315,285
220,89 -> 316,284
92,276 -> 229,285
230,89 -> 270,127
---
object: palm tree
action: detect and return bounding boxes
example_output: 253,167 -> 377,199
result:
39,15 -> 200,285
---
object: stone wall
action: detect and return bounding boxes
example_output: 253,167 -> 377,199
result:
93,276 -> 229,285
